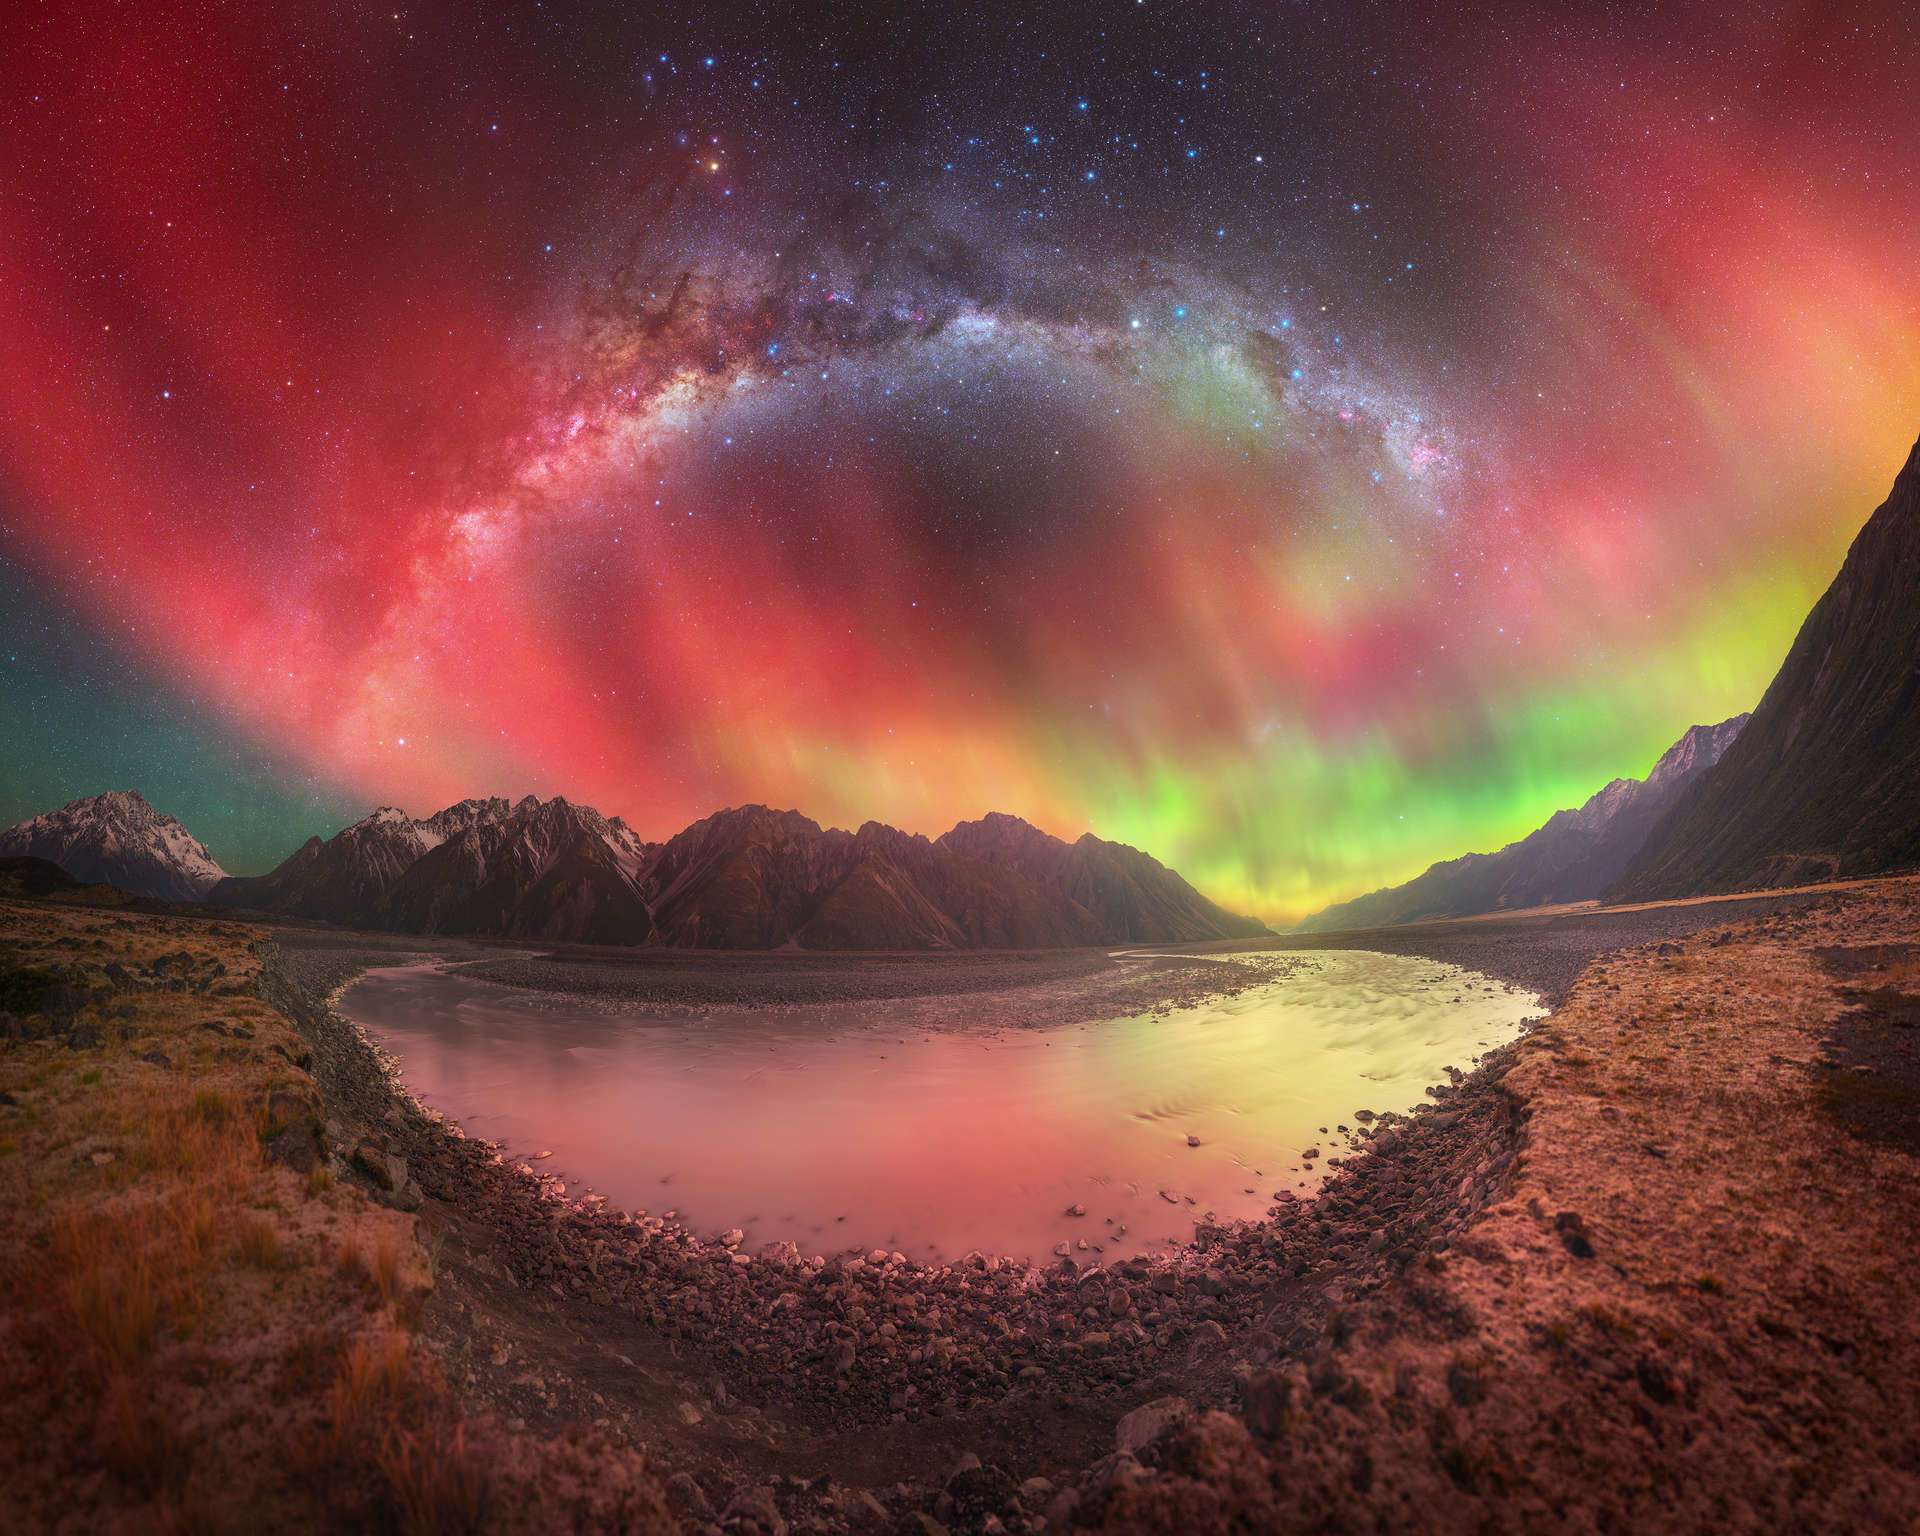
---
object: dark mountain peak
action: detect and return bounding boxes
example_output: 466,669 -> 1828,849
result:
941,812 -> 1266,942
1298,710 -> 1750,932
854,819 -> 931,850
938,812 -> 1069,865
1645,714 -> 1751,791
681,804 -> 831,843
1613,434 -> 1920,899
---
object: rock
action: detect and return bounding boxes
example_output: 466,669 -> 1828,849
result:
1636,1354 -> 1679,1405
676,1400 -> 705,1426
137,1050 -> 172,1068
1018,1474 -> 1055,1507
350,1139 -> 414,1205
1065,1202 -> 1087,1217
64,1023 -> 104,1050
1447,1363 -> 1485,1406
720,1482 -> 786,1535
262,1090 -> 325,1172
946,1462 -> 1018,1523
721,1228 -> 744,1248
1554,1210 -> 1596,1259
36,983 -> 85,1021
664,1472 -> 713,1520
1187,1134 -> 1202,1147
1115,1395 -> 1189,1455
1243,1368 -> 1291,1437
892,1515 -> 949,1536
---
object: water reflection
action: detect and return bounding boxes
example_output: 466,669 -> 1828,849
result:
340,950 -> 1539,1262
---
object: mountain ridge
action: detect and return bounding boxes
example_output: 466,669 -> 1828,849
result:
184,796 -> 1272,949
1611,434 -> 1920,899
1294,714 -> 1749,933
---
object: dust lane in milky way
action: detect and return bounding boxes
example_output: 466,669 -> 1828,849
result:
2,2 -> 1917,920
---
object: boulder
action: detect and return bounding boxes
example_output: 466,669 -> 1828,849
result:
1115,1395 -> 1189,1455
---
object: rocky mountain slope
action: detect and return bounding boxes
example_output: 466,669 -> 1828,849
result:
1296,715 -> 1748,932
210,806 -> 454,922
938,812 -> 1272,943
379,796 -> 658,944
1613,434 -> 1920,899
202,797 -> 1265,949
639,807 -> 1112,949
0,790 -> 227,901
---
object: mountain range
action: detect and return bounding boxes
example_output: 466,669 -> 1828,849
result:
1295,714 -> 1750,932
0,790 -> 1271,949
219,798 -> 1272,948
1613,433 -> 1920,899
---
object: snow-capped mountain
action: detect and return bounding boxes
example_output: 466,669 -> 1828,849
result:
0,790 -> 228,901
210,793 -> 663,942
1296,713 -> 1750,931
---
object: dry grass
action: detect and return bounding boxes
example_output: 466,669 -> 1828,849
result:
329,1330 -> 422,1435
0,897 -> 677,1531
338,1230 -> 408,1310
95,1372 -> 182,1494
312,1330 -> 495,1534
379,1419 -> 493,1536
53,1208 -> 164,1378
233,1211 -> 286,1269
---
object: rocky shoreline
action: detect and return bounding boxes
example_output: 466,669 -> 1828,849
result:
261,932 -> 1548,1530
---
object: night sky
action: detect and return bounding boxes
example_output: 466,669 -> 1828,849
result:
3,1 -> 1917,921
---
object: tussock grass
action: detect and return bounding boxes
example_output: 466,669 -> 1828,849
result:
379,1419 -> 492,1536
0,901 -> 648,1531
53,1208 -> 163,1377
338,1231 -> 407,1309
233,1211 -> 285,1270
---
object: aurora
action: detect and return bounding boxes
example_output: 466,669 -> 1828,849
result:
2,1 -> 1916,923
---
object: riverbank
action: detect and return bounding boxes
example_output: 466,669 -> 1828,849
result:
261,929 -> 1528,1520
6,879 -> 1916,1530
1051,876 -> 1920,1531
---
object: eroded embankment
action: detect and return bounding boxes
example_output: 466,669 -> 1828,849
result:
260,935 -> 1550,1529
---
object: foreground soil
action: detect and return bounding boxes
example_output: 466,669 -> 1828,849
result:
3,877 -> 1917,1532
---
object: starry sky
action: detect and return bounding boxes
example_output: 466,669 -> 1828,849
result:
2,0 -> 1918,922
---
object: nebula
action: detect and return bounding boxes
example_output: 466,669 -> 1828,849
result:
3,1 -> 1918,920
